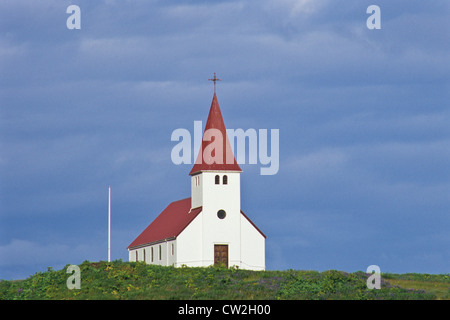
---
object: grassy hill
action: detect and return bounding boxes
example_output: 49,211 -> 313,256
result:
0,260 -> 448,300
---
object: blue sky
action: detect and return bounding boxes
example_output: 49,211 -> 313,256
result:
1,0 -> 449,280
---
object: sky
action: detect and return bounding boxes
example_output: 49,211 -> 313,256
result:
0,0 -> 449,280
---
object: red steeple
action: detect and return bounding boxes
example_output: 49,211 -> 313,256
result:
189,93 -> 242,175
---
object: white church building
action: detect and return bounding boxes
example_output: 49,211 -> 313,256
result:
128,91 -> 266,271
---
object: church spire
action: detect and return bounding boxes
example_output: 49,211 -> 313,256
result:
189,93 -> 241,175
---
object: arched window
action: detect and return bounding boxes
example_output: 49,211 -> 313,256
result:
223,175 -> 228,185
215,175 -> 220,184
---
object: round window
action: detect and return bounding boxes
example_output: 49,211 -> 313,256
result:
217,210 -> 226,219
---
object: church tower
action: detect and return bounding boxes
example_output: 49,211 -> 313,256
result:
189,92 -> 243,267
190,92 -> 242,209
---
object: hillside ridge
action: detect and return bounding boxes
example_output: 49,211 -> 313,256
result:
1,260 -> 448,300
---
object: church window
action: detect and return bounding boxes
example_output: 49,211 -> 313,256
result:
217,209 -> 226,219
151,247 -> 154,262
215,175 -> 220,184
143,249 -> 146,262
223,175 -> 228,185
159,245 -> 162,260
171,243 -> 174,255
135,251 -> 138,261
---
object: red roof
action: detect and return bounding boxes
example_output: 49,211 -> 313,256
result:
128,198 -> 266,249
128,198 -> 202,249
189,93 -> 242,175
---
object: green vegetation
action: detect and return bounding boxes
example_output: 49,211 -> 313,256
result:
381,273 -> 449,300
0,260 -> 448,300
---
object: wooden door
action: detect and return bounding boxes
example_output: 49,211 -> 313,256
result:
214,244 -> 228,268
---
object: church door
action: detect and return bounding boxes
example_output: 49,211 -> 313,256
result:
214,244 -> 228,268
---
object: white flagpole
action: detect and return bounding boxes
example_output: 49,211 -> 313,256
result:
108,185 -> 111,262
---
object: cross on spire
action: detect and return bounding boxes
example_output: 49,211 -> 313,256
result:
208,72 -> 221,93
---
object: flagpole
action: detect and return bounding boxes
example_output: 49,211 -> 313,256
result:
108,185 -> 111,262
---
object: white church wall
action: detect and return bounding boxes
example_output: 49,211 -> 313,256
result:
201,172 -> 240,209
128,248 -> 136,262
128,239 -> 177,266
176,210 -> 203,267
191,173 -> 203,209
240,215 -> 265,271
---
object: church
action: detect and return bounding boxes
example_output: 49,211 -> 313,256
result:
127,83 -> 266,271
